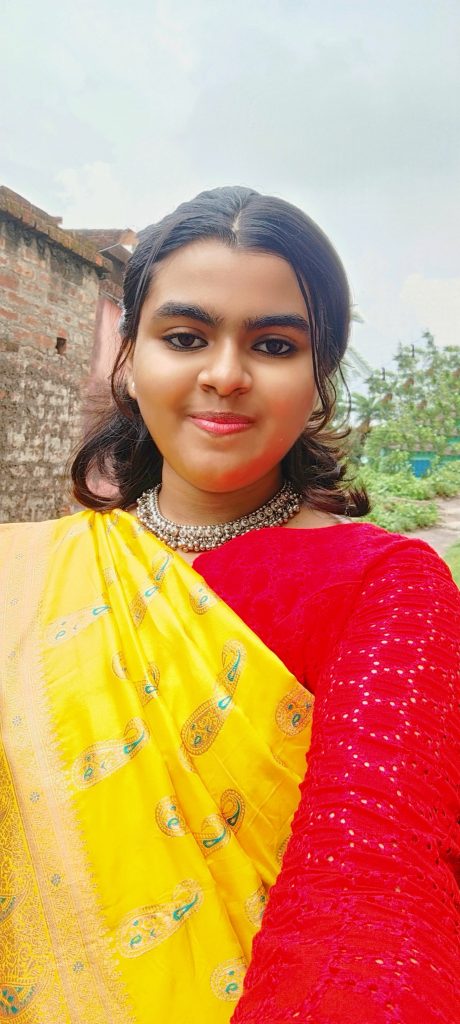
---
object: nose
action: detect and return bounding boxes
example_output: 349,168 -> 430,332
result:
198,339 -> 251,396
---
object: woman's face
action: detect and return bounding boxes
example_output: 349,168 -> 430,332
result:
127,239 -> 317,495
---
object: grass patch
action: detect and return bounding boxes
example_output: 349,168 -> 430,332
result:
444,542 -> 460,587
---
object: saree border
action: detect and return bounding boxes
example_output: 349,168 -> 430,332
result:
0,520 -> 135,1023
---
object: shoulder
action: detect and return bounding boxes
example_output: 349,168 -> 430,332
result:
0,517 -> 54,557
198,518 -> 440,566
336,526 -> 460,646
0,510 -> 89,534
273,519 -> 447,573
198,520 -> 457,604
0,511 -> 92,563
288,518 -> 451,571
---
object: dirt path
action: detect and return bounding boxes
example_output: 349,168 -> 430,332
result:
403,495 -> 460,557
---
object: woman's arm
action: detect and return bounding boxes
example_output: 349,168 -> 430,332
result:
232,542 -> 460,1023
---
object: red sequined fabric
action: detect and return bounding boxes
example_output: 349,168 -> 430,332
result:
195,523 -> 460,1023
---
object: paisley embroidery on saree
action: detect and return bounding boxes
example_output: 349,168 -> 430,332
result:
181,640 -> 246,755
72,718 -> 150,789
0,510 -> 315,1023
119,880 -> 203,957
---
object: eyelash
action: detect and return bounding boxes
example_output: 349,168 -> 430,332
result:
163,333 -> 296,357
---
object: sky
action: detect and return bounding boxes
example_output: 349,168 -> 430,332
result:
2,0 -> 459,370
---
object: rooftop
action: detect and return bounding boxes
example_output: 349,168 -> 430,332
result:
0,186 -> 111,274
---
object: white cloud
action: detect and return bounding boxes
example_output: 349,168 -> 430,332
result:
3,0 -> 459,367
55,162 -> 132,228
400,274 -> 460,348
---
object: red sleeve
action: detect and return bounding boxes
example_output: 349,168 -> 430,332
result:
231,542 -> 460,1024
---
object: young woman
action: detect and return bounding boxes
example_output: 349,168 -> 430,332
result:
0,187 -> 459,1024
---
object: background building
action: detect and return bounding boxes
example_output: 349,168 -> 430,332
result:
0,187 -> 136,521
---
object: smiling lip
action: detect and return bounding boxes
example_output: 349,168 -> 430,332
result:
189,412 -> 254,435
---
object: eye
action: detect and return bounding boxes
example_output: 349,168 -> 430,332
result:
253,337 -> 295,357
163,332 -> 206,350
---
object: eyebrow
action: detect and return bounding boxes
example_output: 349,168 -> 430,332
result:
151,302 -> 222,327
243,313 -> 310,334
151,302 -> 310,334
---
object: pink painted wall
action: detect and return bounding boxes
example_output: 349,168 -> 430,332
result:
89,293 -> 122,390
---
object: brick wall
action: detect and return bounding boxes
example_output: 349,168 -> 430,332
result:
0,191 -> 108,522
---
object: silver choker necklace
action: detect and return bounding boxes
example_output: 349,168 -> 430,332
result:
136,481 -> 302,552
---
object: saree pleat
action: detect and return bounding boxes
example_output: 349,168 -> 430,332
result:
0,510 -> 314,1023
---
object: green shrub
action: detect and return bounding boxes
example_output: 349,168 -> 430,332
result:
362,496 -> 438,533
428,462 -> 460,497
351,461 -> 460,536
357,466 -> 438,500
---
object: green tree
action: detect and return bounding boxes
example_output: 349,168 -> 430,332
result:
332,345 -> 373,434
359,332 -> 460,472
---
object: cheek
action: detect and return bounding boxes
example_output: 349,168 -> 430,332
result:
134,354 -> 185,410
272,380 -> 317,427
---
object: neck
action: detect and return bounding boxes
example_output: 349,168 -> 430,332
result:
158,465 -> 284,525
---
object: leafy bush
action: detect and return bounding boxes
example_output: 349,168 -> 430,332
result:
357,466 -> 438,500
429,461 -> 460,497
352,461 -> 460,536
363,496 -> 438,533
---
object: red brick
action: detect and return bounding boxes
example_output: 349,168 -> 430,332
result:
0,305 -> 18,321
0,272 -> 18,289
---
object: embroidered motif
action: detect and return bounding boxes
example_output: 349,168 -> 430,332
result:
130,520 -> 146,539
0,892 -> 20,924
210,957 -> 247,1001
181,701 -> 225,756
181,641 -> 246,755
194,814 -> 230,857
103,567 -> 118,587
45,599 -> 111,647
119,880 -> 203,957
216,639 -> 246,691
104,511 -> 121,535
129,592 -> 147,628
73,718 -> 149,789
245,884 -> 267,926
220,789 -> 245,834
133,665 -> 160,704
275,685 -> 313,736
155,796 -> 189,837
0,982 -> 38,1017
155,799 -> 229,852
189,583 -> 217,615
129,554 -> 173,627
112,653 -> 160,704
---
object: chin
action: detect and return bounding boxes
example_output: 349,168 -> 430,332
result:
193,477 -> 248,495
186,466 -> 278,495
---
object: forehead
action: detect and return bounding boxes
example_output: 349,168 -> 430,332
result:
143,239 -> 307,317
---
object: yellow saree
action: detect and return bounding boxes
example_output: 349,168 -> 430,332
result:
0,509 -> 314,1023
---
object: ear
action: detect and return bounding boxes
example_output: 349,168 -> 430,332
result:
125,355 -> 136,399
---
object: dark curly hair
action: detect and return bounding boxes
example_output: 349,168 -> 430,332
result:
71,185 -> 369,516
